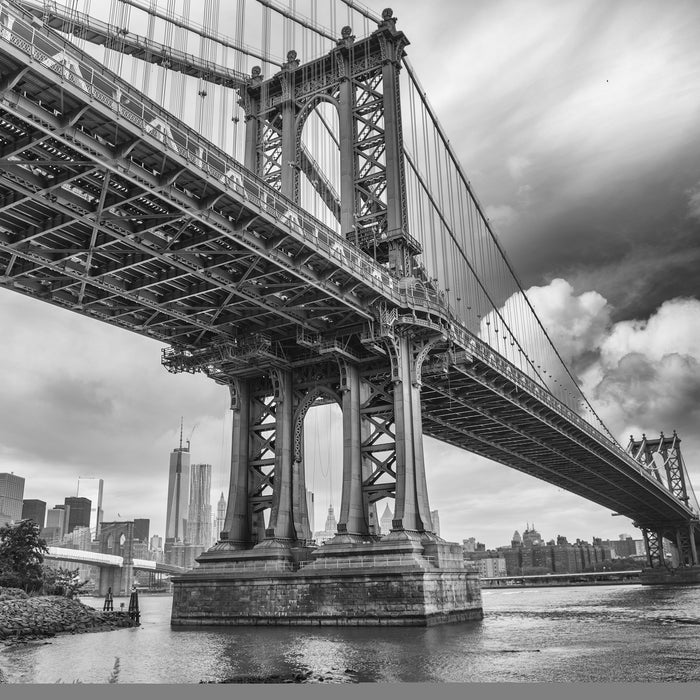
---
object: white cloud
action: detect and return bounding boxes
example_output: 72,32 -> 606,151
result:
481,278 -> 610,379
507,155 -> 531,180
583,298 -> 700,446
484,203 -> 517,227
525,279 -> 610,368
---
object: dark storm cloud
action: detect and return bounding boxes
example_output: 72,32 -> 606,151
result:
415,0 -> 700,324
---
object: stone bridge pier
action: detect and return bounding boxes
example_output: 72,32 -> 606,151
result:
171,339 -> 482,626
98,564 -> 134,598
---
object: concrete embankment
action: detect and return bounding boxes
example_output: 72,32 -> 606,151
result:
0,589 -> 138,645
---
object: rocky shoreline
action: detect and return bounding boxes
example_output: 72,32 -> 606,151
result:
0,589 -> 139,647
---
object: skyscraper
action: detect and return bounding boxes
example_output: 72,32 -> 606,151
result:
430,509 -> 441,538
165,428 -> 191,543
0,473 -> 25,524
187,464 -> 212,548
380,503 -> 393,535
64,497 -> 91,533
77,477 -> 104,537
22,499 -> 46,528
213,492 -> 226,545
313,504 -> 337,544
44,505 -> 70,542
133,518 -> 150,543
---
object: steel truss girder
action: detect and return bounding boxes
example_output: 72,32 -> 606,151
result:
642,529 -> 666,568
0,101 -> 366,340
421,372 -> 652,514
421,357 -> 694,524
0,28 -> 397,346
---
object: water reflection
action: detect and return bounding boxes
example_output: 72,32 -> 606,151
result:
2,586 -> 700,682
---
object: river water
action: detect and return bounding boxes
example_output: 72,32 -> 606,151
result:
2,584 -> 700,683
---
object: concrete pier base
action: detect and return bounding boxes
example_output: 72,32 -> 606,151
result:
171,536 -> 483,626
641,565 -> 700,585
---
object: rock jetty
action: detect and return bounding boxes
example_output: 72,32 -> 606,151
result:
0,588 -> 138,644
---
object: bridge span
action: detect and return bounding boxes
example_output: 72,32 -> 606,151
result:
0,0 -> 698,622
44,546 -> 185,595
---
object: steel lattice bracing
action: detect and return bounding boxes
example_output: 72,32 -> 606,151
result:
0,2 -> 698,557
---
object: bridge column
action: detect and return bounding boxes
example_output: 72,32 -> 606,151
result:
642,528 -> 666,568
336,361 -> 371,538
259,368 -> 296,544
673,525 -> 699,566
242,67 -> 262,172
280,51 -> 300,201
376,9 -> 411,276
337,37 -> 356,243
389,334 -> 434,535
221,379 -> 252,548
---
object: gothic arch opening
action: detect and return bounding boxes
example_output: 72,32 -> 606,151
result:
297,97 -> 341,234
303,398 -> 342,544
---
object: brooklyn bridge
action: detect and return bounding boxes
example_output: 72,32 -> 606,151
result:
0,0 -> 697,624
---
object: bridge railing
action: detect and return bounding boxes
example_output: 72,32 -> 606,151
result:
21,0 -> 250,88
0,4 -> 402,304
447,318 -> 695,501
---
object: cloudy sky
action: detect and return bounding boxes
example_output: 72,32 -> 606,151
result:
2,0 -> 700,549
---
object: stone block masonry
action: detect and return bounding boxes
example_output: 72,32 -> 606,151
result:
171,566 -> 482,626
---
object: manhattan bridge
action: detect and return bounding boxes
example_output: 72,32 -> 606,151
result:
0,0 -> 698,610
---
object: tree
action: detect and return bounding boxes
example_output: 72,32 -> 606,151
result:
42,566 -> 89,598
0,519 -> 49,592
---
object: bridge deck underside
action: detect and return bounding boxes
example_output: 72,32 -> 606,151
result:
0,36 -> 384,360
422,358 -> 695,529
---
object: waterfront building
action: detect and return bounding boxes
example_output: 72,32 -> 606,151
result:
63,525 -> 92,550
165,433 -> 191,543
21,499 -> 46,528
64,496 -> 91,533
187,464 -> 212,552
313,504 -> 338,544
43,505 -> 69,543
0,472 -> 25,524
76,477 -> 104,537
213,492 -> 226,545
165,541 -> 201,569
133,518 -> 150,544
379,503 -> 393,535
522,523 -> 543,547
463,550 -> 507,578
132,540 -> 149,559
430,509 -> 440,537
150,534 -> 163,553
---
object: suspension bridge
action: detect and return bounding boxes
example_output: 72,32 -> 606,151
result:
0,0 -> 698,624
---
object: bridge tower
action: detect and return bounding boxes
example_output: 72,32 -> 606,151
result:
627,433 -> 700,578
172,10 -> 480,626
211,9 -> 436,552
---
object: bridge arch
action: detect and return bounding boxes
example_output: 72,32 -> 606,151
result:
295,94 -> 342,231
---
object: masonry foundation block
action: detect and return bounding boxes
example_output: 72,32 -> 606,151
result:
641,565 -> 700,585
171,539 -> 483,626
